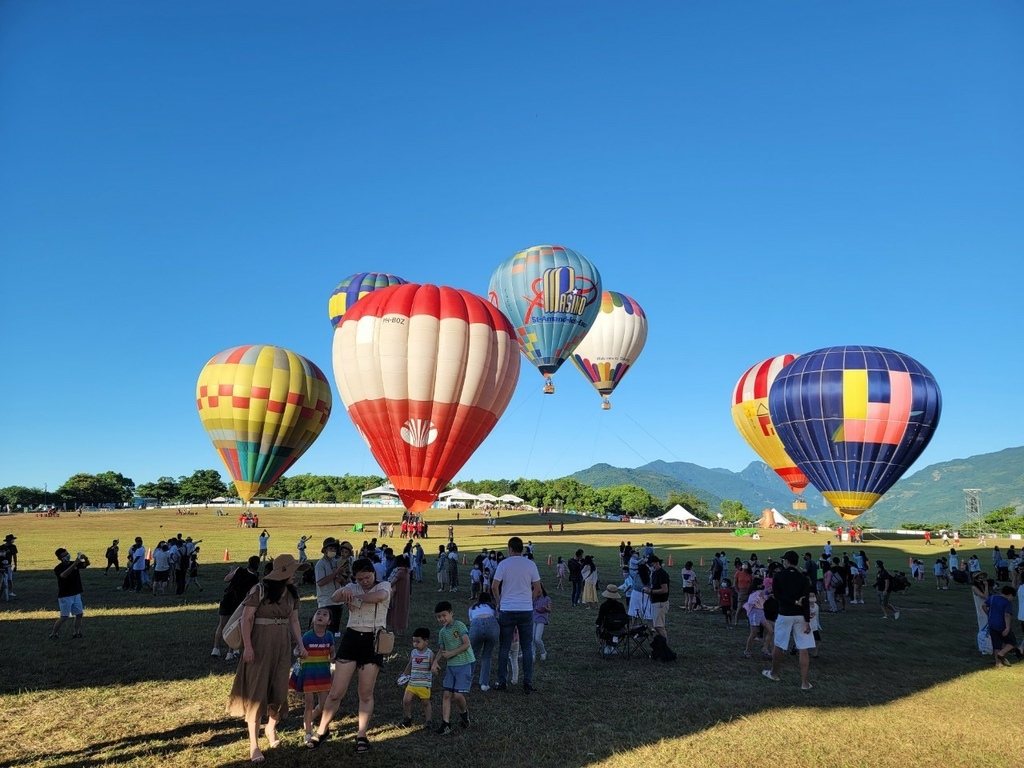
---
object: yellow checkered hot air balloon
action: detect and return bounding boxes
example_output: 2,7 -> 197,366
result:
196,345 -> 332,503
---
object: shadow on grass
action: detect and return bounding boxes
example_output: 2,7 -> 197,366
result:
4,719 -> 239,768
2,534 -> 1010,767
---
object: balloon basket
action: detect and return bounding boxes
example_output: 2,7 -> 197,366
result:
601,399 -> 610,410
543,382 -> 555,395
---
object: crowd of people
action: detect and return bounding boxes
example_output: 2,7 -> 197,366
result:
16,513 -> 1024,761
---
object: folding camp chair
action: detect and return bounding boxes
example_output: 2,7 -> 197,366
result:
597,612 -> 630,659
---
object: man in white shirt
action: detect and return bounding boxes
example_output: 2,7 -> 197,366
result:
492,536 -> 542,694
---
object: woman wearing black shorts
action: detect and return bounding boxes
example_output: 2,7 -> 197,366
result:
309,558 -> 392,754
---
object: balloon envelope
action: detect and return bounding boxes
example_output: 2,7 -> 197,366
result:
196,345 -> 332,503
570,291 -> 648,408
328,272 -> 408,329
333,283 -> 520,512
767,346 -> 941,520
731,354 -> 809,495
488,244 -> 601,383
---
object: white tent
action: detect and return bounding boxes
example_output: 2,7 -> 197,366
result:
657,504 -> 701,524
439,488 -> 479,502
498,494 -> 524,504
360,484 -> 400,501
475,492 -> 499,502
758,507 -> 792,527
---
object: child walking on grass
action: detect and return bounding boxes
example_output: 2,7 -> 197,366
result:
718,578 -> 736,628
431,601 -> 475,735
291,608 -> 335,745
399,628 -> 435,730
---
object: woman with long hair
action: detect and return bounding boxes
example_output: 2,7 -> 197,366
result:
309,557 -> 392,754
581,556 -> 598,608
226,554 -> 309,763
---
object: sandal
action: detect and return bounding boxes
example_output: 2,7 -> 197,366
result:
355,736 -> 370,754
307,730 -> 330,749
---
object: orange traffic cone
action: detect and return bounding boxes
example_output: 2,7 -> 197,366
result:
908,556 -> 913,567
547,554 -> 553,566
462,554 -> 467,565
146,548 -> 153,562
224,548 -> 230,562
668,555 -> 674,567
699,556 -> 705,567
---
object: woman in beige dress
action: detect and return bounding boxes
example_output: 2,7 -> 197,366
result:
226,554 -> 309,763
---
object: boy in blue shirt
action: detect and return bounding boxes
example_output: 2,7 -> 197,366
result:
431,601 -> 475,735
983,585 -> 1017,667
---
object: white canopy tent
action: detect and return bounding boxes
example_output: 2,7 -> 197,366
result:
439,488 -> 479,502
475,492 -> 500,502
498,494 -> 524,504
360,484 -> 401,501
657,504 -> 702,524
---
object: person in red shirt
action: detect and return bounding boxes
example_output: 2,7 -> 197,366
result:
734,564 -> 753,620
718,578 -> 736,628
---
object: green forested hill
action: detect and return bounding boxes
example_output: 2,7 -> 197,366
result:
571,446 -> 1024,528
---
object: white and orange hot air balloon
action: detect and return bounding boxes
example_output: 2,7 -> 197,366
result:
332,283 -> 520,512
731,354 -> 809,502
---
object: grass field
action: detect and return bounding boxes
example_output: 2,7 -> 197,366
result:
1,506 -> 1021,768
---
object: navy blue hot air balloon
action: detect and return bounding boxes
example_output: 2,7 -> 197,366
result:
767,346 -> 941,520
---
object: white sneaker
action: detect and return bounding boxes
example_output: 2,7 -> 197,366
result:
479,684 -> 490,692
225,650 -> 239,661
893,610 -> 901,620
540,653 -> 547,661
210,648 -> 221,657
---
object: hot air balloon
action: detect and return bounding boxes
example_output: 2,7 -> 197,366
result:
196,345 -> 332,503
488,244 -> 601,393
767,346 -> 942,520
731,355 -> 810,506
332,283 -> 520,512
570,291 -> 648,409
328,272 -> 408,329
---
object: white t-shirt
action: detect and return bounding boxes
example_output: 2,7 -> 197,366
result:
493,555 -> 541,611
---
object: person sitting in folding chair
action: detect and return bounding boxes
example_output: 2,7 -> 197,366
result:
596,585 -> 630,656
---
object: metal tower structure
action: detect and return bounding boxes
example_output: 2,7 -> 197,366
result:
963,489 -> 983,532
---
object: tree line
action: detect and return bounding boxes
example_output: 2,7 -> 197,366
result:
0,470 -> 762,521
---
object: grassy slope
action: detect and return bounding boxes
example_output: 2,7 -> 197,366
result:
1,506 -> 1021,767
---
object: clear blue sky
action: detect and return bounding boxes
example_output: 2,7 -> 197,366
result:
2,1 -> 1022,493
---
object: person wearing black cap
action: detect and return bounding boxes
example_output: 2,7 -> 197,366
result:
315,538 -> 353,640
762,550 -> 813,689
49,547 -> 90,639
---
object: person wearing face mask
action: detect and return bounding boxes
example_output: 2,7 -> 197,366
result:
213,555 -> 262,661
49,547 -> 90,639
315,538 -> 353,646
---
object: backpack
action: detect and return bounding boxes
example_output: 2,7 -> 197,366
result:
829,571 -> 844,589
222,583 -> 264,650
890,572 -> 910,593
650,634 -> 677,662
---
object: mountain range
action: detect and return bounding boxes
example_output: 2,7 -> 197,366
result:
571,446 -> 1024,529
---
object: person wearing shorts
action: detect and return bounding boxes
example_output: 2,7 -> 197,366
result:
762,550 -> 813,690
431,601 -> 475,735
646,555 -> 671,640
50,547 -> 90,639
309,558 -> 391,753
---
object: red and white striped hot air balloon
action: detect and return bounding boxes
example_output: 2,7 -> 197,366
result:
731,354 -> 810,499
332,283 -> 520,512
